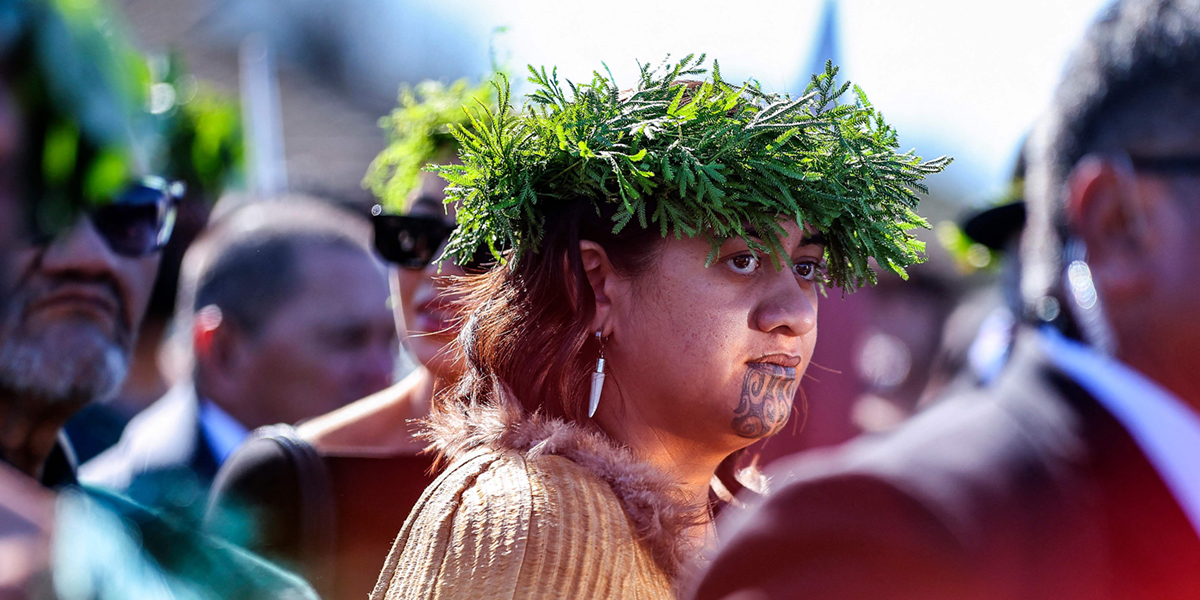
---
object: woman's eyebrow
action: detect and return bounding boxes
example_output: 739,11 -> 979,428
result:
800,232 -> 826,247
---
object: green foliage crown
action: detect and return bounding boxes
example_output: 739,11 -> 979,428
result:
436,54 -> 951,291
365,78 -> 497,212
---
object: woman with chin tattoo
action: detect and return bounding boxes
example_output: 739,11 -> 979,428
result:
372,55 -> 949,600
205,80 -> 496,600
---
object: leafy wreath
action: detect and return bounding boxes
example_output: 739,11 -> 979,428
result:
435,54 -> 950,291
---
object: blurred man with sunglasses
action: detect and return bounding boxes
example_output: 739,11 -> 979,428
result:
0,2 -> 177,591
0,178 -> 181,481
691,1 -> 1200,599
0,0 -> 184,487
0,1 -> 319,598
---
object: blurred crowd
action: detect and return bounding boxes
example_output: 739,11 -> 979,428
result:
4,0 -> 1200,598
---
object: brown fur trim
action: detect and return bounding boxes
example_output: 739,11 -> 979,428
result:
420,382 -> 707,581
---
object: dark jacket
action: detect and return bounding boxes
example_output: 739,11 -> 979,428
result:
690,329 -> 1200,600
80,383 -> 219,519
205,425 -> 437,600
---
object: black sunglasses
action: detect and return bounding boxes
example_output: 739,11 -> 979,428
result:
89,178 -> 184,257
372,210 -> 497,274
32,177 -> 184,257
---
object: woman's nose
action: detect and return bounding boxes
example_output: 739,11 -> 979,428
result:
751,277 -> 817,337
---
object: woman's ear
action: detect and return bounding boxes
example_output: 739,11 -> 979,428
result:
580,240 -> 617,335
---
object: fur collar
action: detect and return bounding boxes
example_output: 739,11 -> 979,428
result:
421,388 -> 707,582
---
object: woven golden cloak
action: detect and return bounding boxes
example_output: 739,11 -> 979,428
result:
371,446 -> 676,599
370,397 -> 707,600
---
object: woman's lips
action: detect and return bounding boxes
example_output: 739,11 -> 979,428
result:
748,353 -> 803,377
753,353 -> 802,368
410,285 -> 463,338
412,309 -> 455,337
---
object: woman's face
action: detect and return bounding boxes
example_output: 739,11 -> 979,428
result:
394,171 -> 464,378
598,220 -> 822,448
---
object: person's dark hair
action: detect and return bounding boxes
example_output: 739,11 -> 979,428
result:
1024,0 -> 1200,314
445,199 -> 664,424
180,196 -> 374,338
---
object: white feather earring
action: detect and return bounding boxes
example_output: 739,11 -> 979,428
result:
588,331 -> 606,418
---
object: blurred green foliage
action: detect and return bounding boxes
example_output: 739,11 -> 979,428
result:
5,0 -> 155,235
155,53 -> 244,202
937,177 -> 1023,273
3,0 -> 242,243
364,77 -> 498,213
936,220 -> 995,272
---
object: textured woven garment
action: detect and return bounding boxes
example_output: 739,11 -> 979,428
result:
371,447 -> 676,600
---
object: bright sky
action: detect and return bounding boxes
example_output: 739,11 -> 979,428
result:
461,0 -> 1112,206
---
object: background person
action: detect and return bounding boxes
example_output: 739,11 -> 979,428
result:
81,196 -> 395,518
689,1 -> 1200,598
372,58 -> 947,599
0,2 -> 318,597
0,10 -> 175,489
64,72 -> 244,464
205,78 -> 491,600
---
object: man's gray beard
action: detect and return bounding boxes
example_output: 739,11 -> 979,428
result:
0,321 -> 129,407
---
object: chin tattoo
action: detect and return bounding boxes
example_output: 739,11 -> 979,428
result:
732,364 -> 797,438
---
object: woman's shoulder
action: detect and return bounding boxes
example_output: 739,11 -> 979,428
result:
449,447 -> 626,500
373,447 -> 674,600
298,368 -> 432,456
402,447 -> 638,546
407,447 -> 537,523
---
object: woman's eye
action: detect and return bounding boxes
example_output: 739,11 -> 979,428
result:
727,254 -> 760,275
793,261 -> 820,282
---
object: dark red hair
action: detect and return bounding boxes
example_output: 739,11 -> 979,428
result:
441,198 -> 663,423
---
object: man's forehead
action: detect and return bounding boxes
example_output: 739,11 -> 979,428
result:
294,241 -> 379,271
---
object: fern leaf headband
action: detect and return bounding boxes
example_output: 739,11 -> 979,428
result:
433,54 -> 950,291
